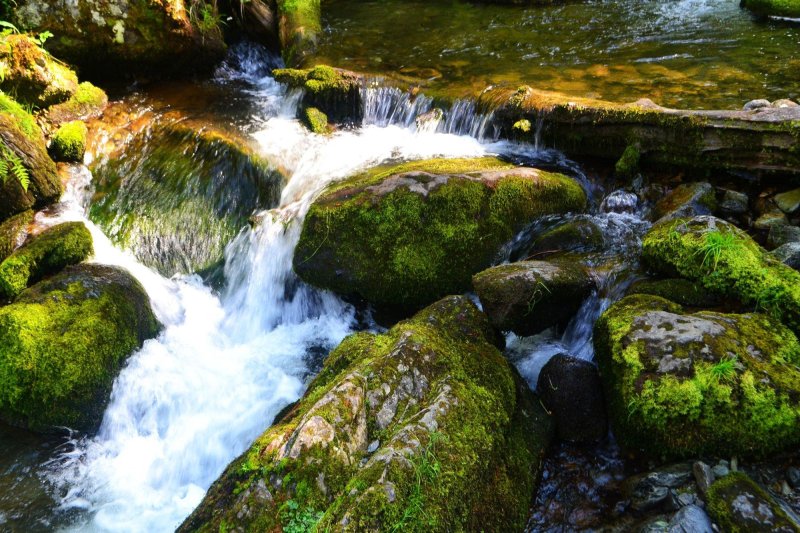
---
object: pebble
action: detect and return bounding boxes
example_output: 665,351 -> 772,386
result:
712,464 -> 730,478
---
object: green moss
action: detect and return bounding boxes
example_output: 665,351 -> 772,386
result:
642,216 -> 800,335
594,293 -> 800,459
0,221 -> 93,299
741,0 -> 800,17
47,81 -> 108,123
302,106 -> 329,134
0,264 -> 158,431
273,65 -> 362,122
0,91 -> 38,140
706,472 -> 799,532
293,157 -> 586,312
276,0 -> 322,66
179,296 -> 552,532
614,143 -> 640,178
0,33 -> 78,108
627,278 -> 722,308
50,120 -> 88,162
0,209 -> 33,262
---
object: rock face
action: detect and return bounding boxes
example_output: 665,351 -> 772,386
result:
651,182 -> 716,223
642,216 -> 800,335
294,158 -> 586,312
12,0 -> 226,77
536,354 -> 607,443
0,263 -> 159,432
706,472 -> 799,532
594,294 -> 800,459
179,296 -> 553,532
0,34 -> 78,108
90,123 -> 283,277
472,259 -> 594,336
0,222 -> 93,299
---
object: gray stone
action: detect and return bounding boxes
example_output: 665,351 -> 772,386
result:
772,242 -> 800,270
693,461 -> 715,495
667,504 -> 714,533
787,467 -> 800,490
754,211 -> 788,230
744,99 -> 773,110
775,188 -> 800,214
624,464 -> 694,512
713,464 -> 731,478
718,189 -> 749,215
773,99 -> 799,108
768,224 -> 800,248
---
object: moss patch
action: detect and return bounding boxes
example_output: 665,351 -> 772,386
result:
0,221 -> 93,299
0,209 -> 32,262
0,33 -> 78,108
49,120 -> 87,162
301,106 -> 329,133
46,82 -> 108,124
741,0 -> 800,18
706,472 -> 799,532
0,91 -> 38,140
293,157 -> 587,312
273,65 -> 362,123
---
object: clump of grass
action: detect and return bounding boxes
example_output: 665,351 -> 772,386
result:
697,230 -> 739,270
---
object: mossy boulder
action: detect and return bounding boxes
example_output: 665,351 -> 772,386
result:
0,33 -> 78,108
627,278 -> 722,308
273,65 -> 363,124
179,295 -> 553,532
302,106 -> 329,133
593,294 -> 800,459
651,182 -> 717,223
45,81 -> 107,124
89,123 -> 284,277
0,221 -> 93,299
0,112 -> 61,222
12,0 -> 226,77
472,259 -> 594,336
294,157 -> 586,313
0,209 -> 32,262
49,120 -> 87,162
706,472 -> 799,532
641,216 -> 800,335
741,0 -> 800,18
0,263 -> 159,432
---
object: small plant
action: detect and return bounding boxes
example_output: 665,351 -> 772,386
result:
697,230 -> 739,270
710,355 -> 737,382
0,139 -> 29,191
279,499 -> 323,533
389,432 -> 445,532
525,280 -> 551,315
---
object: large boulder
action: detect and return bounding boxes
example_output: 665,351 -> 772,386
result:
642,216 -> 800,335
273,65 -> 363,124
294,157 -> 586,313
472,259 -> 594,336
0,34 -> 78,108
593,294 -> 800,459
0,108 -> 61,222
12,0 -> 226,77
706,472 -> 799,532
0,221 -> 93,299
89,123 -> 283,277
179,296 -> 553,532
0,263 -> 159,432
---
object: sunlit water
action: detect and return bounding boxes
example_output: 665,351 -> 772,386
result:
316,0 -> 800,108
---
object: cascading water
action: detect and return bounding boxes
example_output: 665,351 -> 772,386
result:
30,44 -> 516,532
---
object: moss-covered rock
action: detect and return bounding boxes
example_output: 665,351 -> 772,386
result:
276,0 -> 321,66
302,106 -> 329,133
741,0 -> 800,18
473,259 -> 594,336
0,112 -> 61,222
641,216 -> 800,335
651,182 -> 717,223
45,81 -> 108,124
179,295 -> 553,532
0,221 -> 93,299
89,123 -> 283,277
0,33 -> 78,108
12,0 -> 226,78
627,278 -> 722,308
0,209 -> 32,262
274,65 -> 363,123
706,472 -> 799,532
49,120 -> 87,162
614,143 -> 640,179
593,294 -> 800,459
294,157 -> 587,312
0,263 -> 159,432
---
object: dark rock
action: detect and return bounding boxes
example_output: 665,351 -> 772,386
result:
718,188 -> 749,216
754,210 -> 788,230
768,224 -> 800,248
787,467 -> 800,490
528,218 -> 605,256
706,472 -> 798,532
743,99 -> 773,111
537,354 -> 607,443
693,461 -> 715,495
473,259 -> 594,337
651,182 -> 716,223
623,463 -> 693,512
0,209 -> 32,262
627,278 -> 722,308
772,242 -> 800,270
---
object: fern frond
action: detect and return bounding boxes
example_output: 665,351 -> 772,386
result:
0,142 -> 30,191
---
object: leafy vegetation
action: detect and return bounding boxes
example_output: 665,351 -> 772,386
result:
0,138 -> 28,191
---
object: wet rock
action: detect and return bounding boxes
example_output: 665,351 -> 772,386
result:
642,216 -> 800,335
706,472 -> 798,532
0,222 -> 92,299
623,463 -> 693,512
627,278 -> 721,308
713,463 -> 731,478
179,296 -> 553,532
719,188 -> 749,216
772,242 -> 800,270
301,106 -> 329,134
754,210 -> 788,230
473,259 -> 594,336
787,467 -> 800,490
594,293 -> 800,459
775,188 -> 800,214
49,120 -> 87,163
743,99 -> 772,111
528,217 -> 605,256
0,34 -> 78,108
273,65 -> 363,124
0,263 -> 159,432
651,182 -> 716,223
768,224 -> 800,248
45,82 -> 108,125
693,461 -> 715,495
537,354 -> 607,443
294,158 -> 586,313
667,504 -> 713,533
0,210 -> 32,263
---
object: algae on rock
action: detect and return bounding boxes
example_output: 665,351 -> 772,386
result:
179,295 -> 553,532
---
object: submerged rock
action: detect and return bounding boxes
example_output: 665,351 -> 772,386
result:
594,294 -> 800,459
90,123 -> 283,278
642,216 -> 800,335
294,157 -> 586,313
0,263 -> 159,432
0,221 -> 93,299
706,472 -> 799,532
472,259 -> 594,336
179,296 -> 553,532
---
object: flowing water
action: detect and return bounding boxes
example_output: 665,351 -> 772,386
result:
315,0 -> 800,108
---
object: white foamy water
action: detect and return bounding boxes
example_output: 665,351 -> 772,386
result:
42,51 -> 500,532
